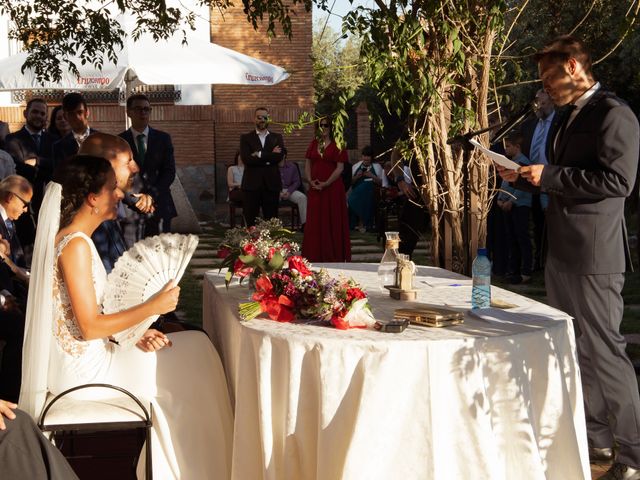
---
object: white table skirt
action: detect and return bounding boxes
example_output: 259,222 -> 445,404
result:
203,263 -> 589,480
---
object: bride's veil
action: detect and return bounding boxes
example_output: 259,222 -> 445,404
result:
19,182 -> 61,418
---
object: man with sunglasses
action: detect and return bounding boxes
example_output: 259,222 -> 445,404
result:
0,175 -> 32,402
240,107 -> 285,226
119,93 -> 176,239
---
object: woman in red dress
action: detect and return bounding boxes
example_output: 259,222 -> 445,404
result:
302,118 -> 351,262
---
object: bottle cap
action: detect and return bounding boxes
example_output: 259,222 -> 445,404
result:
477,247 -> 488,256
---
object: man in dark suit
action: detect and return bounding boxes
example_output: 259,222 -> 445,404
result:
519,89 -> 555,271
119,94 -> 176,238
51,93 -> 97,173
499,36 -> 640,480
0,175 -> 32,402
240,107 -> 285,226
5,98 -> 57,256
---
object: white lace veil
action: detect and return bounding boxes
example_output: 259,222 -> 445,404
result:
19,182 -> 61,418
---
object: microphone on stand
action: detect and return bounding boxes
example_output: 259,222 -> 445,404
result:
490,98 -> 539,147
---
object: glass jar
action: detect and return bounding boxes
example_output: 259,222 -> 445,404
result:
378,231 -> 400,291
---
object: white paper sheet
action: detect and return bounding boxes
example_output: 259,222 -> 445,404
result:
469,139 -> 520,170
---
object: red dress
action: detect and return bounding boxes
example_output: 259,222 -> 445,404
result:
302,139 -> 351,262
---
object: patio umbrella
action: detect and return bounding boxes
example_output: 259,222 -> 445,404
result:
0,32 -> 289,93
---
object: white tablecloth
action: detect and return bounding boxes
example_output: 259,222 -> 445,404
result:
203,263 -> 589,480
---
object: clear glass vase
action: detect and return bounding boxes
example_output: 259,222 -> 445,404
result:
378,231 -> 400,291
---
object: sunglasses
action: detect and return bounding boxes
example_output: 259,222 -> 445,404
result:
131,106 -> 152,113
256,115 -> 269,120
12,192 -> 31,211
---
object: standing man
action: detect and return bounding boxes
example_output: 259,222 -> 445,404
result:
520,89 -> 555,271
240,107 -> 285,226
499,35 -> 640,480
5,98 -> 58,256
119,94 -> 176,238
52,92 -> 97,172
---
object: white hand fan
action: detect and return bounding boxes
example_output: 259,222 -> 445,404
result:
102,233 -> 199,348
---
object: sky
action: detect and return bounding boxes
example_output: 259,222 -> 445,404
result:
313,0 -> 374,35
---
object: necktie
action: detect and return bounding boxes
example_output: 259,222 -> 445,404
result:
5,219 -> 14,239
556,105 -> 576,144
32,133 -> 41,153
529,120 -> 547,165
136,134 -> 146,166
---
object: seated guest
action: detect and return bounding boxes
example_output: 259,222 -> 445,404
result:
496,132 -> 532,284
48,105 -> 71,139
0,175 -> 32,280
348,146 -> 387,232
227,150 -> 244,203
0,400 -> 79,479
0,149 -> 15,180
279,150 -> 307,228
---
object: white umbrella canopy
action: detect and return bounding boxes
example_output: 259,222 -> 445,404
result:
0,33 -> 289,91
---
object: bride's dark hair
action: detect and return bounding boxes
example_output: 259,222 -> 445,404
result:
56,155 -> 115,228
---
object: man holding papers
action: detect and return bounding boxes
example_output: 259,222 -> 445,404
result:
497,35 -> 640,480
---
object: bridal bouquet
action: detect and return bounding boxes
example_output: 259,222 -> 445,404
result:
239,256 -> 375,330
217,218 -> 300,286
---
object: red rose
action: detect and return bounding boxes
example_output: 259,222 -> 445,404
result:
267,247 -> 276,261
346,288 -> 366,302
217,246 -> 231,259
288,256 -> 312,276
243,243 -> 258,256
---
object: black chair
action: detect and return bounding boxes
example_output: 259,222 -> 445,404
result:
39,383 -> 153,479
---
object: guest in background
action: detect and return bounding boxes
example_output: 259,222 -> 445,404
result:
119,94 -> 176,238
227,150 -> 244,204
47,105 -> 71,139
0,121 -> 9,149
0,149 -> 15,180
348,146 -> 387,232
5,99 -> 57,258
279,149 -> 307,228
0,175 -> 32,402
240,107 -> 285,226
520,89 -> 554,271
52,93 -> 97,172
302,117 -> 351,262
496,132 -> 532,285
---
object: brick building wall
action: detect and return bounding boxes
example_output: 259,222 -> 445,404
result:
210,3 -> 315,202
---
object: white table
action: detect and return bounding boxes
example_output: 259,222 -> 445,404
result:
203,263 -> 589,480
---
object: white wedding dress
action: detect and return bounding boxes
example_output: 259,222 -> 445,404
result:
47,232 -> 233,479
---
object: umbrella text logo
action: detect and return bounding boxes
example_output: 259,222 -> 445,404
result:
76,76 -> 112,88
245,73 -> 274,84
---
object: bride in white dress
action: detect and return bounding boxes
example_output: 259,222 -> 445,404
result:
20,155 -> 233,479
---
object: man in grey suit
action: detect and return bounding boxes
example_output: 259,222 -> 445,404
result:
499,35 -> 640,480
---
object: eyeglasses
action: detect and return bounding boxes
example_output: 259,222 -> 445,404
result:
130,107 -> 152,113
11,192 -> 31,211
256,115 -> 269,120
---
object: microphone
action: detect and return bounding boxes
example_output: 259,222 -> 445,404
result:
490,98 -> 539,147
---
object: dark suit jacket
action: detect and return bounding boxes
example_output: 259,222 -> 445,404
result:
119,127 -> 177,220
51,128 -> 98,175
240,131 -> 284,192
0,217 -> 25,268
92,220 -> 127,273
517,89 -> 639,274
0,215 -> 27,302
5,127 -> 58,207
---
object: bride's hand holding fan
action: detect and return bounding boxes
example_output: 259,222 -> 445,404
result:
146,280 -> 180,316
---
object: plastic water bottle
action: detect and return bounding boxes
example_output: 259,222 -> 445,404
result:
471,248 -> 491,309
378,231 -> 400,291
